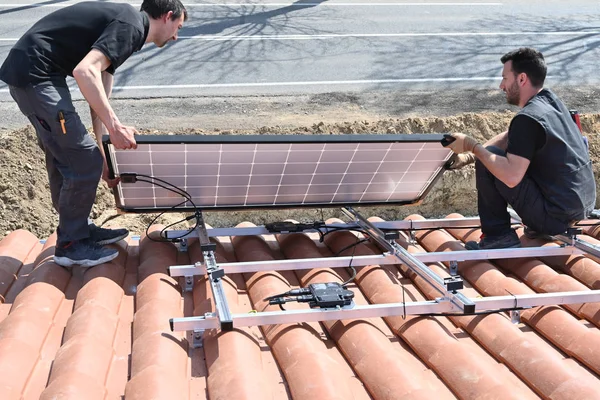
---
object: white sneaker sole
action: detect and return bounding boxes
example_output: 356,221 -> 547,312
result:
96,232 -> 129,246
54,250 -> 119,268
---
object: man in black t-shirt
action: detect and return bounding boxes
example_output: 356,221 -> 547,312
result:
0,0 -> 187,267
444,48 -> 596,250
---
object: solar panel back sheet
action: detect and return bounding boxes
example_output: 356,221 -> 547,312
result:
103,134 -> 453,212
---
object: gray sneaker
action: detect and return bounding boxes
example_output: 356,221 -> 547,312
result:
89,223 -> 129,245
54,239 -> 119,268
465,230 -> 522,250
523,227 -> 554,241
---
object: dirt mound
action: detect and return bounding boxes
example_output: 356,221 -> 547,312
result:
1,112 -> 599,240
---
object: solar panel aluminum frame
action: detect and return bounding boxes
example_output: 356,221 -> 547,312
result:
103,134 -> 454,213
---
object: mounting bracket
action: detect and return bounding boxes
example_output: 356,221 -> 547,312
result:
167,209 -> 600,336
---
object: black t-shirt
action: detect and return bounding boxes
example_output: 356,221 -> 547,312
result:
506,114 -> 546,161
0,2 -> 149,87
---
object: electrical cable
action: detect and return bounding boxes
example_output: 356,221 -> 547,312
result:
417,307 -> 527,317
340,234 -> 364,287
334,238 -> 369,257
124,174 -> 200,242
320,225 -> 367,241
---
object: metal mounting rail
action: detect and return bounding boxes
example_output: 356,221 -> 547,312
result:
169,246 -> 580,277
555,234 -> 600,259
169,289 -> 600,331
341,206 -> 475,313
192,212 -> 233,331
164,216 -> 525,240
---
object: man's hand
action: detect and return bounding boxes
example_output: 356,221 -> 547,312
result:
109,123 -> 138,150
102,162 -> 120,188
446,133 -> 479,154
449,152 -> 476,169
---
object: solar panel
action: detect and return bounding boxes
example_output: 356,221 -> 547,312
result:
103,134 -> 453,212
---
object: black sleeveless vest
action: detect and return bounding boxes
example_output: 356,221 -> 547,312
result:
518,89 -> 596,221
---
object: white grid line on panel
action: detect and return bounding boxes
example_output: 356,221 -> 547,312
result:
244,144 -> 258,206
358,142 -> 394,203
386,142 -> 426,202
111,145 -> 127,208
184,144 -> 188,208
273,143 -> 294,205
330,143 -> 361,203
121,182 -> 429,190
301,143 -> 327,204
214,145 -> 223,206
149,145 -> 157,208
117,160 -> 431,167
417,146 -> 447,198
126,189 -> 421,202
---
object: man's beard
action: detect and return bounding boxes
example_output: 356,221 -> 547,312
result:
505,81 -> 520,106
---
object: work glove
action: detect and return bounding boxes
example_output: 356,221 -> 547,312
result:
449,152 -> 476,169
444,133 -> 479,154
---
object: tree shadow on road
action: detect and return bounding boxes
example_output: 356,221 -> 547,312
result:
114,0 -> 345,88
365,14 -> 600,114
0,0 -> 104,16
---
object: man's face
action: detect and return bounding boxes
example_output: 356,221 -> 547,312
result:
500,61 -> 520,106
156,11 -> 184,48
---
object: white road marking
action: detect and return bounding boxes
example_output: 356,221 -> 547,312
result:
179,31 -> 600,40
0,2 -> 504,8
96,77 -> 504,91
2,31 -> 598,42
0,31 -> 600,42
0,77 -> 505,93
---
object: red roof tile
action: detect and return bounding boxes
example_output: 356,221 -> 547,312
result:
1,215 -> 600,399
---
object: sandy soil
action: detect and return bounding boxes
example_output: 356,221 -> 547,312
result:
2,108 -> 599,240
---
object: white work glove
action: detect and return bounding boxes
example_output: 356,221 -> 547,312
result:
449,152 -> 476,169
444,133 -> 479,154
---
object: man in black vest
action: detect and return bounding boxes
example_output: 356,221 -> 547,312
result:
445,47 -> 596,250
0,0 -> 187,266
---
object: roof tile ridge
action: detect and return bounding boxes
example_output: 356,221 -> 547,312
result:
231,222 -> 369,400
321,219 -> 532,400
413,214 -> 600,377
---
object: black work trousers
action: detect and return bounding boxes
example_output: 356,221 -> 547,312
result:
476,146 -> 569,236
9,82 -> 103,242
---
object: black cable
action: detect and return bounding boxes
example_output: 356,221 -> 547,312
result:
334,238 -> 369,257
132,175 -> 200,242
264,293 -> 288,302
320,226 -> 367,242
135,174 -> 193,199
401,281 -> 407,320
341,235 -> 363,287
409,306 -> 527,318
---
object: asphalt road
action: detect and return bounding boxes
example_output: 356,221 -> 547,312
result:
0,0 -> 599,100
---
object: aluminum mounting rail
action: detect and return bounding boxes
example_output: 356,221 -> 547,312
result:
164,216 -> 523,240
170,289 -> 600,332
193,212 -> 233,330
170,245 -> 580,277
341,206 -> 476,312
555,234 -> 600,259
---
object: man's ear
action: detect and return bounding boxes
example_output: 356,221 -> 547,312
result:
518,72 -> 527,86
166,10 -> 174,21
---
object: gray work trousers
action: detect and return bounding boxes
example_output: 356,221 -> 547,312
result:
9,82 -> 103,242
476,145 -> 569,236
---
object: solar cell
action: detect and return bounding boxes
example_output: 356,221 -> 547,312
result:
103,134 -> 453,212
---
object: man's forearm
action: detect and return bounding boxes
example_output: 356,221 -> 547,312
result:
74,66 -> 118,134
90,72 -> 114,156
483,131 -> 509,150
473,144 -> 527,188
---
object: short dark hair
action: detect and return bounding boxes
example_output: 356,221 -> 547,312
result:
141,0 -> 188,22
501,48 -> 546,88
